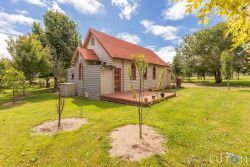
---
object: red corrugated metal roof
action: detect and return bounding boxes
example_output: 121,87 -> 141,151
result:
83,28 -> 168,66
78,48 -> 99,61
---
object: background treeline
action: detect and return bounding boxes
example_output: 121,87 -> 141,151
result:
172,23 -> 249,83
0,11 -> 79,95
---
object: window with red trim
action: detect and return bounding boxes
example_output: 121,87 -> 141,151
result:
91,37 -> 95,46
153,66 -> 156,79
79,63 -> 82,80
131,63 -> 136,80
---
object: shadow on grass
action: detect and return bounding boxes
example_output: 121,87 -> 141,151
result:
186,81 -> 250,88
0,101 -> 27,110
238,89 -> 250,93
71,97 -> 125,110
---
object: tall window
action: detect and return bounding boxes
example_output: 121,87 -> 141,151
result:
144,68 -> 147,80
91,37 -> 95,46
79,63 -> 82,80
153,66 -> 156,80
131,63 -> 136,80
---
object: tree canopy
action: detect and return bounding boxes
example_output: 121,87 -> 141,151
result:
181,0 -> 250,51
43,10 -> 79,88
173,23 -> 248,83
43,10 -> 79,69
6,34 -> 49,83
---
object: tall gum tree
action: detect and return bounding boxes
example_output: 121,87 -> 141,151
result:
43,11 -> 79,89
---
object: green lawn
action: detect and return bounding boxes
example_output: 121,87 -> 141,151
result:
0,86 -> 249,166
183,75 -> 250,87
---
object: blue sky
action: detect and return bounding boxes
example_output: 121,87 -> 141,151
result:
0,0 -> 223,62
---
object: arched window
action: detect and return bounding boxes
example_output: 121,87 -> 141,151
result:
131,63 -> 136,80
79,63 -> 82,80
71,73 -> 74,80
144,67 -> 147,80
153,66 -> 156,79
91,37 -> 95,46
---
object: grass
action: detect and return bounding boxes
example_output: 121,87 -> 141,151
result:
0,86 -> 250,166
183,75 -> 250,87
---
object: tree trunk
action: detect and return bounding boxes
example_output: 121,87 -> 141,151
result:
12,87 -> 15,106
58,89 -> 62,129
54,77 -> 58,89
45,78 -> 50,88
214,71 -> 222,83
237,72 -> 240,80
138,76 -> 142,139
227,79 -> 230,91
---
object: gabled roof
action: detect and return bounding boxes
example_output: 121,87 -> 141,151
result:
82,28 -> 168,66
79,48 -> 99,61
71,47 -> 99,64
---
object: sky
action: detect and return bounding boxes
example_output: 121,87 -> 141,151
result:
0,0 -> 223,63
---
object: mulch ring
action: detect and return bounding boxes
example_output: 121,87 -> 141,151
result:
31,118 -> 88,135
109,124 -> 166,161
0,101 -> 26,107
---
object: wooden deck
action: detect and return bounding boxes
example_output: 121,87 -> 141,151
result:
100,91 -> 176,107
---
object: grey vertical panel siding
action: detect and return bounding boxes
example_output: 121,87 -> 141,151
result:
82,63 -> 102,100
67,67 -> 74,82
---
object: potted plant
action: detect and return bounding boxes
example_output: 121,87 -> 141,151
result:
160,92 -> 165,98
152,95 -> 155,100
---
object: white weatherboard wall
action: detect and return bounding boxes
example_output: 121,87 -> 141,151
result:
112,58 -> 171,92
86,35 -> 112,65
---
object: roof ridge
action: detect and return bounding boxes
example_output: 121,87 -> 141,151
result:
87,28 -> 168,66
90,28 -> 156,53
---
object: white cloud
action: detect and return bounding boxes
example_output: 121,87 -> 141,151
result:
0,11 -> 37,58
15,9 -> 29,15
162,1 -> 188,20
49,1 -> 65,14
111,0 -> 138,20
145,45 -> 156,51
15,0 -> 47,7
0,11 -> 37,26
100,28 -> 109,33
117,32 -> 141,44
58,0 -> 104,14
155,46 -> 176,63
140,19 -> 179,41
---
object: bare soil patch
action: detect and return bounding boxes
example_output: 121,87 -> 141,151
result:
1,101 -> 25,107
109,124 -> 166,161
31,118 -> 87,135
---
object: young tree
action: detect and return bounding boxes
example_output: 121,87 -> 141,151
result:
3,67 -> 25,105
43,10 -> 79,89
6,34 -> 49,84
221,51 -> 234,90
128,54 -> 148,139
182,0 -> 250,51
57,88 -> 65,129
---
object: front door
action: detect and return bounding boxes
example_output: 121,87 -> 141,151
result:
114,68 -> 121,92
